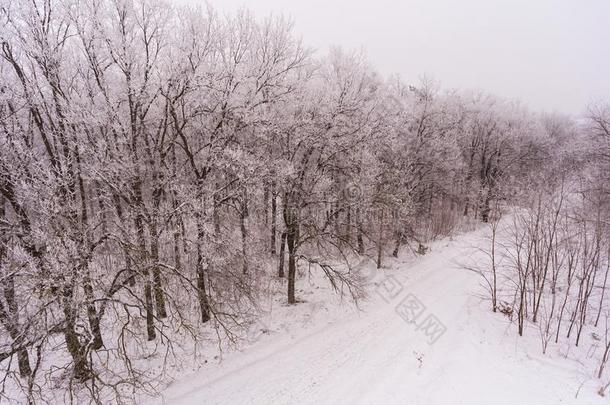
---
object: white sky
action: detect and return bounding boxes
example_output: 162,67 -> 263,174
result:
174,0 -> 610,116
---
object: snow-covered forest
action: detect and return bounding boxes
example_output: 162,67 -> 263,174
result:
0,0 -> 608,404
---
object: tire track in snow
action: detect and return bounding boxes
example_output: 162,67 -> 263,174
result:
165,233 -> 485,405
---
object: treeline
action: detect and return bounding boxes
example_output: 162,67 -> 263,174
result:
0,0 -> 589,403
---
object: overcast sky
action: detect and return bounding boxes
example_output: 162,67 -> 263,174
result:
175,0 -> 610,116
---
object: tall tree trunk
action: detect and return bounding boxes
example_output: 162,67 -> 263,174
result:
173,225 -> 182,272
82,266 -> 104,350
278,231 -> 287,278
0,196 -> 32,378
481,186 -> 493,223
149,169 -> 168,319
287,229 -> 297,304
134,208 -> 156,341
0,280 -> 32,378
357,207 -> 364,255
377,208 -> 384,269
271,183 -> 277,255
346,206 -> 352,243
392,231 -> 402,258
75,153 -> 104,349
213,180 -> 221,236
263,183 -> 269,225
149,222 -> 167,319
240,191 -> 249,274
195,212 -> 211,323
595,244 -> 610,327
62,283 -> 91,381
284,198 -> 298,304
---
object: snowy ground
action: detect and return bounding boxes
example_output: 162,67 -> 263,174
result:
157,226 -> 608,405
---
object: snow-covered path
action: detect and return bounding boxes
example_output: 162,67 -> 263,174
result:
160,229 -> 606,405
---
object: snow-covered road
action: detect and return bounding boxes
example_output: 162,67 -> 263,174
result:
160,229 -> 606,405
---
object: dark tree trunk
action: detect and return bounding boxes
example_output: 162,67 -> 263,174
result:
94,181 -> 108,236
62,285 -> 91,381
16,347 -> 31,379
346,206 -> 351,243
196,213 -> 211,323
271,183 -> 277,255
263,183 -> 269,225
377,208 -> 384,269
284,197 -> 298,304
0,197 -> 32,378
213,181 -> 221,236
278,231 -> 287,278
143,277 -> 156,341
173,236 -> 182,271
134,209 -> 156,341
240,191 -> 248,274
150,169 -> 168,319
149,222 -> 167,319
173,211 -> 182,272
83,269 -> 104,350
287,230 -> 297,304
0,289 -> 31,378
357,207 -> 364,255
481,187 -> 492,223
595,244 -> 610,327
75,156 -> 104,349
392,231 -> 402,258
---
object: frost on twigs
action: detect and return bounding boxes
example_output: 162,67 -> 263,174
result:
0,0 -> 607,402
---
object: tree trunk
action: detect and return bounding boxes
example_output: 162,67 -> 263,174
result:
213,181 -> 221,236
173,215 -> 182,272
0,290 -> 31,378
240,193 -> 249,274
0,197 -> 32,378
595,244 -> 610,327
481,186 -> 493,223
377,208 -> 384,269
278,231 -> 287,278
196,213 -> 211,323
75,158 -> 104,349
82,267 -> 104,350
392,230 -> 402,258
134,210 -> 156,341
149,222 -> 167,319
62,284 -> 91,381
263,183 -> 269,225
357,207 -> 364,255
285,197 -> 298,304
150,169 -> 168,319
271,184 -> 277,255
346,206 -> 352,243
287,230 -> 297,304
